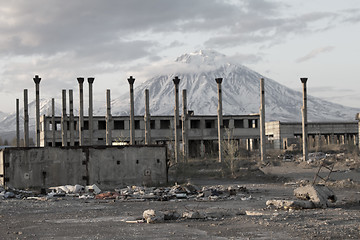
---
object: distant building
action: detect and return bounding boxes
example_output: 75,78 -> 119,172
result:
266,121 -> 358,150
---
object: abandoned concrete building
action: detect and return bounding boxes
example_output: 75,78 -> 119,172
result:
39,114 -> 261,158
266,121 -> 359,150
2,75 -> 360,191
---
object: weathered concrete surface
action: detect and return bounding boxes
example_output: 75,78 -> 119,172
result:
87,146 -> 167,188
1,147 -> 86,190
266,199 -> 315,209
0,145 -> 167,190
294,184 -> 336,208
143,209 -> 165,223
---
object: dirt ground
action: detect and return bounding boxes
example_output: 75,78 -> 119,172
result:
1,151 -> 360,240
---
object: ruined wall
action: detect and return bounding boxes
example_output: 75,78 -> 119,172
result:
0,145 -> 167,190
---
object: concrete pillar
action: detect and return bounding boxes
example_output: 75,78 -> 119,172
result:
23,89 -> 29,147
88,77 -> 95,145
216,78 -> 223,163
77,77 -> 84,146
200,140 -> 205,158
106,89 -> 112,145
128,76 -> 135,145
301,78 -> 308,162
61,89 -> 67,147
33,75 -> 41,147
259,78 -> 266,163
182,89 -> 188,162
51,98 -> 55,147
173,76 -> 180,163
69,89 -> 74,146
42,114 -> 47,147
144,89 -> 151,145
16,99 -> 20,147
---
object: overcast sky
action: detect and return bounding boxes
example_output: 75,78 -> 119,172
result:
0,0 -> 359,113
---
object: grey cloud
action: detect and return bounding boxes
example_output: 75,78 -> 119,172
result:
0,0 -> 235,57
309,86 -> 355,94
295,46 -> 335,63
341,8 -> 360,23
1,0 -> 356,59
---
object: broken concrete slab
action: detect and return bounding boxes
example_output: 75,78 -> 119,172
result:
143,209 -> 165,223
163,210 -> 181,220
182,211 -> 205,219
266,199 -> 315,209
294,184 -> 336,208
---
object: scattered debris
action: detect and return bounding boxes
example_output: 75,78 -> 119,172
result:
0,182 -> 250,203
267,184 -> 337,210
95,192 -> 120,200
182,211 -> 205,219
143,209 -> 165,223
266,200 -> 315,209
294,184 -> 336,208
49,184 -> 85,194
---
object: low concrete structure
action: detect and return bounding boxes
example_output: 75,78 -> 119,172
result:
0,145 -> 167,190
266,121 -> 358,150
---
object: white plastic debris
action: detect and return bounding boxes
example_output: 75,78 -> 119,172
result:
85,184 -> 101,194
49,184 -> 85,194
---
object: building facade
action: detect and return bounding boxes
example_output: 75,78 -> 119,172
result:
266,121 -> 358,150
40,114 -> 261,157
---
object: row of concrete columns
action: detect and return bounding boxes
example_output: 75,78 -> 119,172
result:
15,74 -> 311,167
16,76 -> 95,147
15,75 -> 240,165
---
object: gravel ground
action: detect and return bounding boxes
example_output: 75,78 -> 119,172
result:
1,157 -> 360,239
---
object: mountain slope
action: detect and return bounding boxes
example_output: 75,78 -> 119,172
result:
109,50 -> 359,122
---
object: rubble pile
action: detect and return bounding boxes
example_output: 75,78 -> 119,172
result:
266,184 -> 337,210
1,183 -> 251,202
136,208 -> 245,224
0,185 -> 35,199
110,183 -> 249,201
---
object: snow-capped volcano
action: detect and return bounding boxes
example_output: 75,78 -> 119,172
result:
109,50 -> 360,122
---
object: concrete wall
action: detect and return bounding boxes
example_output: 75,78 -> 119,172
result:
0,145 -> 167,190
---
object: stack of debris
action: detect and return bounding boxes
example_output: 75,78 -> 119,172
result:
0,185 -> 35,199
137,207 -> 245,224
266,184 -> 337,209
1,183 -> 250,202
105,183 -> 249,201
